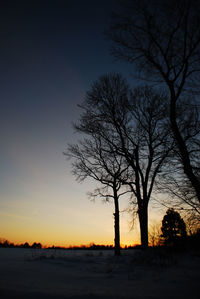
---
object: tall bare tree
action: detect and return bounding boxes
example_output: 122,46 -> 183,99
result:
65,132 -> 129,255
72,73 -> 173,248
107,0 -> 200,203
156,97 -> 200,218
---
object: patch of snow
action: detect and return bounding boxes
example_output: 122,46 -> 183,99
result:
0,248 -> 199,298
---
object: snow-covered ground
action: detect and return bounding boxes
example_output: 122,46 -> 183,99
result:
0,248 -> 199,298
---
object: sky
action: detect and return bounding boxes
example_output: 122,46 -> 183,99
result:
0,0 -> 163,247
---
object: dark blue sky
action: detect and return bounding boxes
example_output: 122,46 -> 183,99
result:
0,0 -> 139,245
0,0 -> 132,139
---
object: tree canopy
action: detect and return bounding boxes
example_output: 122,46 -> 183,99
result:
161,208 -> 187,246
67,73 -> 173,248
107,0 -> 200,205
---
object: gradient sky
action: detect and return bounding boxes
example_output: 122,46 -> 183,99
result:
0,0 -> 164,247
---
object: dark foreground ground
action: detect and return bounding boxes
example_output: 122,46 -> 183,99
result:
0,290 -> 130,299
1,291 -> 199,299
0,248 -> 199,298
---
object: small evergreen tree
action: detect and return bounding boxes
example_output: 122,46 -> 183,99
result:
161,209 -> 187,247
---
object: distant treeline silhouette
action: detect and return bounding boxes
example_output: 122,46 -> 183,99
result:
0,239 -> 139,250
0,239 -> 42,249
0,239 -> 116,250
1,228 -> 199,250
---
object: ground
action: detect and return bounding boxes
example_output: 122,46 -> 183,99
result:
0,248 -> 199,298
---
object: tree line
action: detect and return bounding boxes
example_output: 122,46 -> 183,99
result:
65,0 -> 200,255
0,240 -> 42,249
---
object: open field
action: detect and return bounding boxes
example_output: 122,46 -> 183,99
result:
0,248 -> 199,298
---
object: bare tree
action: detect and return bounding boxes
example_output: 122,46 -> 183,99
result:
73,73 -> 173,248
149,222 -> 161,247
184,211 -> 200,235
107,0 -> 200,203
65,132 -> 129,256
156,97 -> 200,218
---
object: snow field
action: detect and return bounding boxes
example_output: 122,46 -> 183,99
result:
0,248 -> 199,298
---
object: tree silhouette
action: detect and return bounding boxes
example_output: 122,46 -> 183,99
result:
66,134 -> 129,256
107,0 -> 200,204
161,208 -> 187,246
156,97 -> 200,219
68,73 -> 173,248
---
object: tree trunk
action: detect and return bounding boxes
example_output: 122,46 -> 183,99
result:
138,205 -> 148,249
170,95 -> 200,203
113,188 -> 121,256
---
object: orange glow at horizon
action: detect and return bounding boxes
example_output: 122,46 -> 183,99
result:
0,165 -> 164,249
0,196 -> 141,248
1,216 -> 140,248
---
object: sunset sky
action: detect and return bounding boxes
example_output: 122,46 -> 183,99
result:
0,0 -> 164,247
